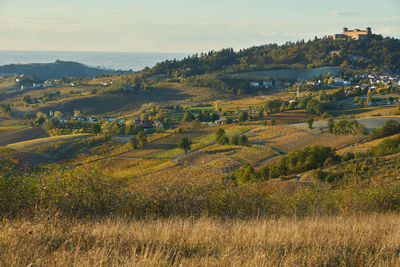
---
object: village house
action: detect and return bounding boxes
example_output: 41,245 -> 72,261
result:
44,83 -> 54,88
105,117 -> 115,122
250,81 -> 260,88
215,117 -> 227,125
73,116 -> 85,122
263,81 -> 273,88
32,83 -> 43,89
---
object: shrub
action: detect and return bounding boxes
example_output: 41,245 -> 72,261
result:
375,135 -> 400,155
312,169 -> 344,183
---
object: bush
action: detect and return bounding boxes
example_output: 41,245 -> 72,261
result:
312,169 -> 344,183
342,152 -> 355,162
375,135 -> 400,155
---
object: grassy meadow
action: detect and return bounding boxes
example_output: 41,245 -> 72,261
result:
2,214 -> 400,266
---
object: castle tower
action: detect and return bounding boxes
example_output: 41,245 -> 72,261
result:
366,27 -> 372,35
343,27 -> 348,33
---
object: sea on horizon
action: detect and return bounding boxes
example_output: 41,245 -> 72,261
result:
0,50 -> 189,71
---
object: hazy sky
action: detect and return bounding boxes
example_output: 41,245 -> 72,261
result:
0,0 -> 399,53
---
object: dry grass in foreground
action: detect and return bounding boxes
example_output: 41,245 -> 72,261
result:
2,213 -> 400,266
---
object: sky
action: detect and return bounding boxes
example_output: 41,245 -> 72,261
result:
0,0 -> 399,53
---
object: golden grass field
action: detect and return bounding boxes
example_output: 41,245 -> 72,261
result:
2,213 -> 400,266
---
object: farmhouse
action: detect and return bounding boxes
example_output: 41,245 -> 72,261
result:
215,117 -> 227,125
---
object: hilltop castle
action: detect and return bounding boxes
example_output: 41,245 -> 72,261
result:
331,27 -> 372,40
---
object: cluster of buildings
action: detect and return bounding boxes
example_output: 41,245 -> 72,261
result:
249,80 -> 292,88
344,72 -> 400,95
362,73 -> 400,88
15,77 -> 55,91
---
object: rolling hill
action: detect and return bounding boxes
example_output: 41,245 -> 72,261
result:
0,60 -> 128,79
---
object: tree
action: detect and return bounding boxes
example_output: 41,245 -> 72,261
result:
265,100 -> 283,114
215,128 -> 226,139
101,121 -> 113,141
0,104 -> 11,116
125,121 -> 141,135
178,137 -> 192,154
54,111 -> 64,120
270,118 -> 277,126
137,131 -> 148,148
183,110 -> 195,122
23,95 -> 32,104
129,136 -> 139,149
91,123 -> 101,135
328,118 -> 335,133
305,99 -> 323,115
229,135 -> 239,145
215,128 -> 228,145
217,135 -> 228,145
307,118 -> 314,129
238,135 -> 249,146
367,89 -> 373,103
257,109 -> 264,120
238,111 -> 248,122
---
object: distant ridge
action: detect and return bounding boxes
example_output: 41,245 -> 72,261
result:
0,60 -> 129,79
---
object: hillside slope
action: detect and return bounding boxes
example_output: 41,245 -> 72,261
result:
0,60 -> 127,79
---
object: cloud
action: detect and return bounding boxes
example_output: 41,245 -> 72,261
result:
332,10 -> 359,16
